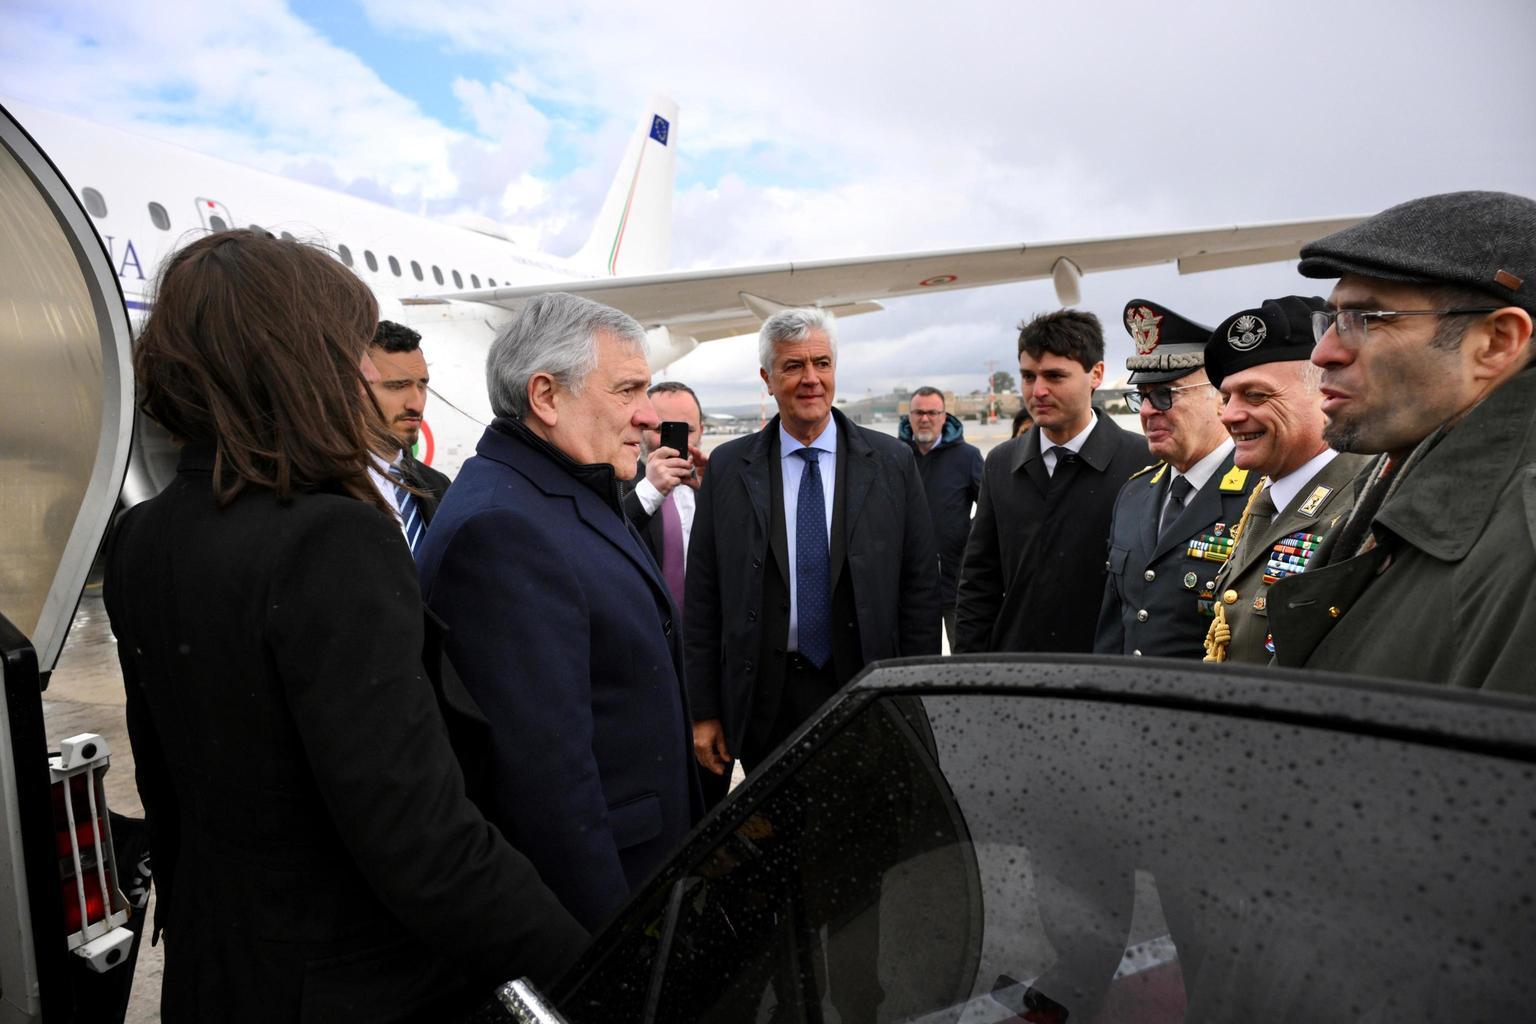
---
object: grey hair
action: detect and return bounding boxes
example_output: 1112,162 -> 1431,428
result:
758,307 -> 838,373
487,292 -> 648,418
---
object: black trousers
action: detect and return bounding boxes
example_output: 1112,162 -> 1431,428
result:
743,652 -> 841,771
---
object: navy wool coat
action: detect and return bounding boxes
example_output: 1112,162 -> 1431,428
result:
416,420 -> 698,931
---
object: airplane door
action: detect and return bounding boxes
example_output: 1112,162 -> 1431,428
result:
0,101 -> 135,1021
194,196 -> 234,233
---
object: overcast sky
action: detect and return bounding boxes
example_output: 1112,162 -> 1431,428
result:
4,0 -> 1535,408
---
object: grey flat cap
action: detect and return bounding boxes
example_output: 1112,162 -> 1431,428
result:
1298,190 -> 1536,315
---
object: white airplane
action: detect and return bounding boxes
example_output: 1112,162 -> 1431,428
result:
3,95 -> 1358,500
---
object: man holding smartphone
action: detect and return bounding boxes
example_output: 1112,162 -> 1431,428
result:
622,381 -> 708,615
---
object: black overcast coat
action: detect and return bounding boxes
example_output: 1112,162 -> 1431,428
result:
685,409 -> 941,761
955,413 -> 1148,653
104,445 -> 585,1023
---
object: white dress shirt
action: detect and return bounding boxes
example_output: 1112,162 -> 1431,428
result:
780,419 -> 837,652
1041,414 -> 1099,476
1161,438 -> 1234,525
366,452 -> 411,544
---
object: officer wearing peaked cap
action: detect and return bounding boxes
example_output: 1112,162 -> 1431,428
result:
1095,300 -> 1261,658
1200,296 -> 1371,665
1266,191 -> 1536,695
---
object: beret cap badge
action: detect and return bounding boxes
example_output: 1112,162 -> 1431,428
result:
1227,314 -> 1267,352
1126,305 -> 1163,354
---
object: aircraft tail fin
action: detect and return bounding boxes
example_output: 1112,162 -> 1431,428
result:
574,96 -> 677,277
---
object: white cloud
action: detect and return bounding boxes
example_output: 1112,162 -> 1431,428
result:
5,0 -> 1535,410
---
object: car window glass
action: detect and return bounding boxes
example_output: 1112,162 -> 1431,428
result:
559,691 -> 1536,1024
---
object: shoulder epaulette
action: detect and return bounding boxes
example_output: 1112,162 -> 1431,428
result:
1130,461 -> 1165,482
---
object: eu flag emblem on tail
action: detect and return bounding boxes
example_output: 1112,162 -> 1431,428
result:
649,115 -> 670,146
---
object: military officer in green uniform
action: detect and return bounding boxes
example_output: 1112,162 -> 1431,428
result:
1266,191 -> 1536,695
1198,295 -> 1371,664
1096,299 -> 1261,658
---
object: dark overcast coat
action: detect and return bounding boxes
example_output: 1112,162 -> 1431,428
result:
956,413 -> 1148,653
899,412 -> 984,608
417,421 -> 698,932
1268,366 -> 1536,695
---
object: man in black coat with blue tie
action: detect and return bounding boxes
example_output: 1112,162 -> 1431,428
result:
685,307 -> 939,1021
685,308 -> 940,779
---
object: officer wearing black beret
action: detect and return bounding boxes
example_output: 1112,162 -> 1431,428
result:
1095,299 -> 1260,658
1266,190 -> 1536,694
1199,296 -> 1371,664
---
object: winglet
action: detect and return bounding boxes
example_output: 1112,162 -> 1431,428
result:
573,96 -> 678,278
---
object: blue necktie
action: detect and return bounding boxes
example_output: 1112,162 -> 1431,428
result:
795,448 -> 832,668
388,464 -> 425,556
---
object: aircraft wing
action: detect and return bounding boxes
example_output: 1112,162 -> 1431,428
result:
412,215 -> 1361,338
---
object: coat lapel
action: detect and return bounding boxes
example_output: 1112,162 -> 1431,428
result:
1013,428 -> 1051,497
477,426 -> 669,600
833,411 -> 874,592
739,422 -> 784,583
1140,465 -> 1168,556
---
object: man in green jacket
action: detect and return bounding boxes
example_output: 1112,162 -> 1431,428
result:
1267,191 -> 1536,694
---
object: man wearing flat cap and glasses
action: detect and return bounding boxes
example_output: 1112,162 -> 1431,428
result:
1266,191 -> 1536,694
1198,296 -> 1371,665
1095,299 -> 1261,658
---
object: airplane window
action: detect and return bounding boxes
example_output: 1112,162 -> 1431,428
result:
338,245 -> 354,267
81,187 -> 107,218
148,202 -> 171,230
365,251 -> 379,273
411,260 -> 423,282
488,278 -> 497,287
388,256 -> 401,277
280,232 -> 295,242
452,270 -> 463,289
471,274 -> 481,289
250,225 -> 276,239
432,266 -> 444,286
209,215 -> 228,232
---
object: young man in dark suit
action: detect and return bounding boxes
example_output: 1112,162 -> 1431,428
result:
416,293 -> 698,932
954,310 -> 1149,653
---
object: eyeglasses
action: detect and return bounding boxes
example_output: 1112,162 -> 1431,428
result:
1123,382 -> 1210,413
908,409 -> 945,418
1310,308 -> 1499,348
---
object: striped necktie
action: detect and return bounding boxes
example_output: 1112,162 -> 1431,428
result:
387,463 -> 425,556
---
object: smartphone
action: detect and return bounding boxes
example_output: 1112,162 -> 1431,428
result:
659,421 -> 690,458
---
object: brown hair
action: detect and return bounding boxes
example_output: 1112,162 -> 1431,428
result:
1017,308 -> 1105,369
135,229 -> 392,511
